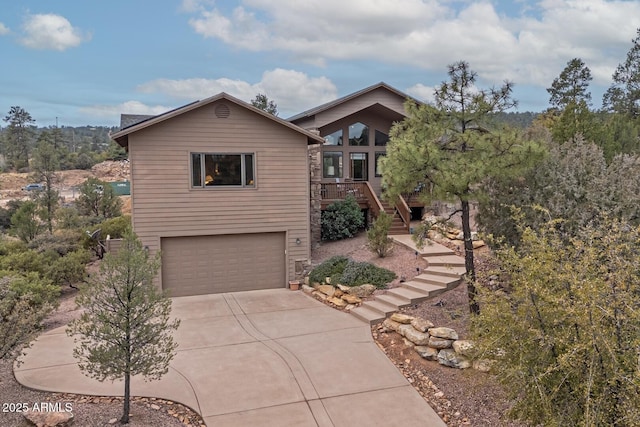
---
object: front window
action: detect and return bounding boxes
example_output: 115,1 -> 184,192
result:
323,151 -> 343,178
191,153 -> 255,188
349,122 -> 369,146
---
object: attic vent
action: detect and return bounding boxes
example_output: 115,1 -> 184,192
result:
215,104 -> 231,118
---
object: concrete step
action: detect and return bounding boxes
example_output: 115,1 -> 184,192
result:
374,292 -> 413,310
413,272 -> 461,288
362,299 -> 398,316
401,281 -> 449,297
386,287 -> 433,305
427,266 -> 467,278
349,305 -> 387,325
426,254 -> 465,267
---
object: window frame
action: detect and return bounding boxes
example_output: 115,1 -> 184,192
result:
374,152 -> 385,177
190,152 -> 256,189
323,151 -> 343,179
348,122 -> 369,146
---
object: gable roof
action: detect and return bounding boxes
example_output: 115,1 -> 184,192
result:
111,93 -> 325,148
286,82 -> 420,123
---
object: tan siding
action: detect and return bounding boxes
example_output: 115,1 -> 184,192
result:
128,100 -> 310,289
313,88 -> 406,129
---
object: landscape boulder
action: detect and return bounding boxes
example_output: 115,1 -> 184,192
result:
438,349 -> 471,369
389,313 -> 414,324
23,411 -> 74,427
429,327 -> 458,340
347,284 -> 376,298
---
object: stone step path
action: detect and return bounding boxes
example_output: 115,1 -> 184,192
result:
350,235 -> 466,325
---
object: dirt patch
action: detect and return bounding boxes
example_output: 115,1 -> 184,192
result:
312,234 -> 523,427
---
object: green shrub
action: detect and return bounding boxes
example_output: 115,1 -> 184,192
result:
28,229 -> 82,256
98,215 -> 131,239
0,236 -> 28,256
0,249 -> 57,276
46,249 -> 90,287
339,260 -> 396,289
321,195 -> 365,240
308,256 -> 396,289
367,212 -> 394,257
309,256 -> 349,285
0,272 -> 58,358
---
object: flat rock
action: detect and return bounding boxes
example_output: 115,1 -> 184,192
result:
410,317 -> 434,332
341,294 -> 361,304
328,296 -> 347,307
337,284 -> 351,292
438,349 -> 471,369
389,313 -> 414,324
317,284 -> 336,297
399,325 -> 430,346
429,327 -> 459,340
24,411 -> 74,427
453,340 -> 475,357
428,336 -> 454,349
347,284 -> 376,297
312,291 -> 327,301
415,345 -> 439,361
381,318 -> 402,333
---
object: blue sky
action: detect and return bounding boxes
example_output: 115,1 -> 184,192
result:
1,0 -> 639,127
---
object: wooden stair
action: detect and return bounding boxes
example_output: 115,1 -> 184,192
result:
379,200 -> 408,235
350,238 -> 466,325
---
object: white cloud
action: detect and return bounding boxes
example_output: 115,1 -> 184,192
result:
180,0 -> 215,13
80,101 -> 171,119
137,68 -> 338,116
20,13 -> 89,51
0,23 -> 9,35
185,0 -> 640,88
406,84 -> 436,104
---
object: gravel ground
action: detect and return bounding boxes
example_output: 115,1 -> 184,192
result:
312,233 -> 525,427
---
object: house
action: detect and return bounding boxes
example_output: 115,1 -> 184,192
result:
111,93 -> 324,297
288,82 -> 416,195
288,82 -> 419,240
111,83 -> 420,297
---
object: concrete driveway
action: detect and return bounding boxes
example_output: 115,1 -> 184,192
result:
15,289 -> 445,426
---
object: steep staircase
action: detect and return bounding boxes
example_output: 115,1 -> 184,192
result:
350,235 -> 466,325
379,200 -> 408,235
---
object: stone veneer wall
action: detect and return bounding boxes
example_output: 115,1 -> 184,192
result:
308,144 -> 322,248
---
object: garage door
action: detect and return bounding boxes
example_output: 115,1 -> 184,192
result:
161,232 -> 286,296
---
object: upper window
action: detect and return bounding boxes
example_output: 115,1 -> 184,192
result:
191,153 -> 255,188
324,129 -> 343,146
375,130 -> 389,146
349,122 -> 369,146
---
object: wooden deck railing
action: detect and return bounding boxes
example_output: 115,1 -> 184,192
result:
321,182 -> 407,231
362,182 -> 384,218
320,182 -> 368,203
396,195 -> 411,232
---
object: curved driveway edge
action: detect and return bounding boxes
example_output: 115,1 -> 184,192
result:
15,289 -> 446,427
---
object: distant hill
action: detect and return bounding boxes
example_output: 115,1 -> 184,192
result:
492,111 -> 539,129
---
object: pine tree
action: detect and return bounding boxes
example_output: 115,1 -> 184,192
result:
3,106 -> 35,170
603,28 -> 640,117
67,231 -> 180,424
380,61 -> 543,314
